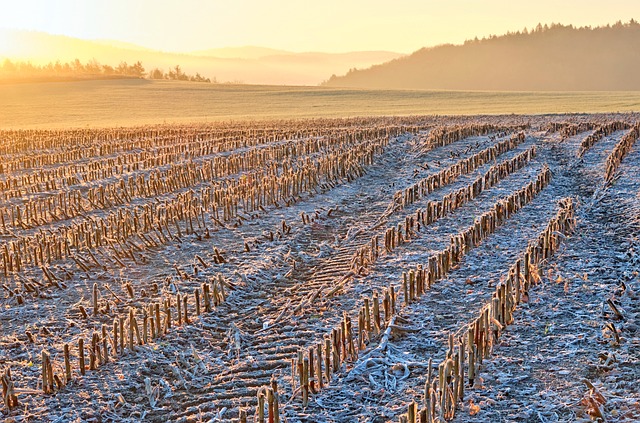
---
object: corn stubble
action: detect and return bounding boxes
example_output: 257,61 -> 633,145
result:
0,116 -> 637,423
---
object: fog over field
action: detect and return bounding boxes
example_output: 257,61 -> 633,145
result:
0,29 -> 402,85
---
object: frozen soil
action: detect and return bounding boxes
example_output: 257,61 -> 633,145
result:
0,116 -> 638,423
296,129 -> 640,423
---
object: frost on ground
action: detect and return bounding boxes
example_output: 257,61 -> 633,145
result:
0,115 -> 638,423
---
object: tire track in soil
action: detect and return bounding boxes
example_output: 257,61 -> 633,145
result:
273,136 -> 538,335
290,136 -> 583,422
0,131 -> 394,334
163,136 -> 537,421
139,135 -> 420,420
292,127 -> 635,423
138,133 -> 527,421
10,131 -> 419,421
0,131 -> 519,422
298,184 -> 567,422
0,133 -> 400,417
3,120 -> 638,423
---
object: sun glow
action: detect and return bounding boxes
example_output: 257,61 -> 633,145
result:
0,29 -> 16,57
1,0 -> 639,54
1,1 -> 639,86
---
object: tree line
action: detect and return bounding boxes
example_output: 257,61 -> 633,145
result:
148,65 -> 212,83
323,19 -> 640,91
0,58 -> 212,83
462,19 -> 639,44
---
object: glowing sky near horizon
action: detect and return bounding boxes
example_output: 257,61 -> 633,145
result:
1,0 -> 639,53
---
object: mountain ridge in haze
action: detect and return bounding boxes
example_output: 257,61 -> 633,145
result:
0,29 -> 403,85
92,39 -> 157,52
189,46 -> 291,59
324,21 -> 640,91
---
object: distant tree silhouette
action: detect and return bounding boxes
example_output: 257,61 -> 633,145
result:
102,64 -> 115,75
0,58 -> 212,83
85,59 -> 101,74
115,61 -> 129,76
149,68 -> 164,79
130,61 -> 146,77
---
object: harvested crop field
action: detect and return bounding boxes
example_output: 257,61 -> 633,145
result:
3,80 -> 640,129
0,114 -> 639,423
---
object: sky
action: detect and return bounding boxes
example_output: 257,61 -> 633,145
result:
0,0 -> 639,53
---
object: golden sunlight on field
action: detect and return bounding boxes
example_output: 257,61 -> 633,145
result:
1,1 -> 639,422
1,79 -> 640,129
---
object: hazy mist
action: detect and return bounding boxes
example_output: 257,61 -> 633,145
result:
0,29 -> 402,85
325,22 -> 640,91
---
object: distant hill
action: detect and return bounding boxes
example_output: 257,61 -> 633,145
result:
93,39 -> 157,52
0,29 -> 403,85
189,46 -> 290,59
324,21 -> 640,91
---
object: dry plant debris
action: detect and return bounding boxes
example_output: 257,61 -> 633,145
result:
0,115 -> 638,422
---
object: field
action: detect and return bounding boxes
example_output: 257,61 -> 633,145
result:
2,79 -> 640,128
0,114 -> 639,423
